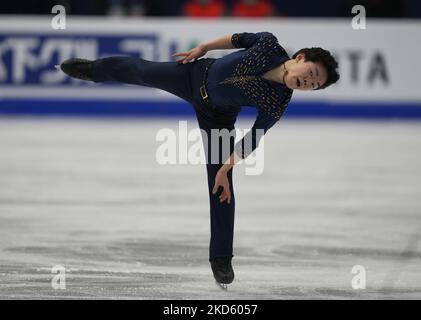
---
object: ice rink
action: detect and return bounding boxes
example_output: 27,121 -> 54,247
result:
0,117 -> 420,299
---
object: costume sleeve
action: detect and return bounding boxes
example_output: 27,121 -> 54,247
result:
233,109 -> 280,160
231,32 -> 278,49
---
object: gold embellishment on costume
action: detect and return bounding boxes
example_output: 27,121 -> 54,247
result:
219,35 -> 293,119
220,75 -> 258,85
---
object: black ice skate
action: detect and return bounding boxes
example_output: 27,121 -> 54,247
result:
59,58 -> 94,81
210,257 -> 234,290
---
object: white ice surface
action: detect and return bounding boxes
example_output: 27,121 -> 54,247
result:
0,118 -> 420,299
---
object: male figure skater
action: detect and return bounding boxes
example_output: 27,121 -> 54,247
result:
60,32 -> 339,289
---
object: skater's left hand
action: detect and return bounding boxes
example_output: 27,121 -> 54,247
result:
172,45 -> 208,64
212,170 -> 231,204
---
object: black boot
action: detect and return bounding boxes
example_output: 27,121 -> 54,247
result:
60,58 -> 94,81
210,257 -> 234,286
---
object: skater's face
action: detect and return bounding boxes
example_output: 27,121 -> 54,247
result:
284,53 -> 328,91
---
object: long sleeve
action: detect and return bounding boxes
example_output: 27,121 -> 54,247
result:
234,109 -> 280,160
231,32 -> 278,49
207,30 -> 292,161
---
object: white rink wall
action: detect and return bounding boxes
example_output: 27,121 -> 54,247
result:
0,16 -> 421,117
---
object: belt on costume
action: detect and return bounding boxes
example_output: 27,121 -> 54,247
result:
198,59 -> 216,106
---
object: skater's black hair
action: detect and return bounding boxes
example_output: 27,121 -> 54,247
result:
292,47 -> 339,90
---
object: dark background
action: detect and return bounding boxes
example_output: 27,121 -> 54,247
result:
0,0 -> 420,18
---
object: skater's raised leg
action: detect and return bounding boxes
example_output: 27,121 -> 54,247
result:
60,56 -> 195,103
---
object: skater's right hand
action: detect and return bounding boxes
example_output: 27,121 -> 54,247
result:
212,170 -> 231,204
172,45 -> 208,64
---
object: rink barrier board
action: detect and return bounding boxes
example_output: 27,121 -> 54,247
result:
1,17 -> 421,117
1,100 -> 421,118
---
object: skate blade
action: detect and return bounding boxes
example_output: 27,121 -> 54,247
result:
215,281 -> 228,290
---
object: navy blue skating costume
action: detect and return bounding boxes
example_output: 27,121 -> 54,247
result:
91,32 -> 293,261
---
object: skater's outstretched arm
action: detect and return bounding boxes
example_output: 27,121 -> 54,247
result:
212,109 -> 279,204
172,34 -> 235,64
173,32 -> 278,64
